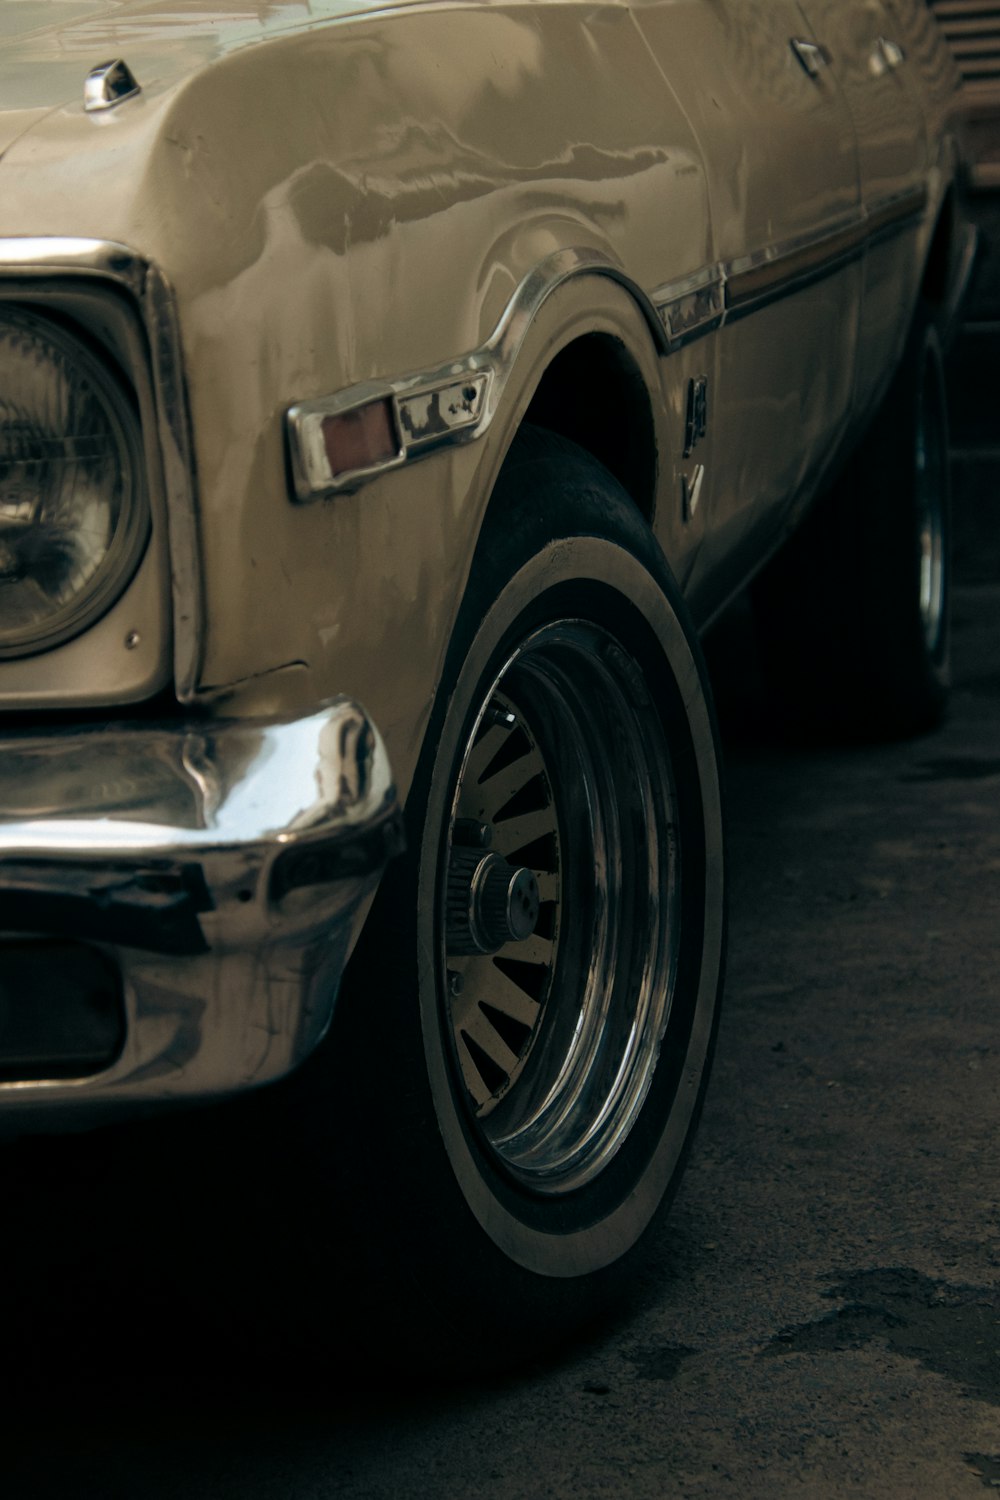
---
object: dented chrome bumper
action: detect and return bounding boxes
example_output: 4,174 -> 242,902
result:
0,699 -> 402,1114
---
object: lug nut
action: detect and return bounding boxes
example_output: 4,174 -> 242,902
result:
452,818 -> 493,848
486,700 -> 517,730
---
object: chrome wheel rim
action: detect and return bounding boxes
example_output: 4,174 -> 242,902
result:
441,619 -> 682,1196
916,350 -> 947,656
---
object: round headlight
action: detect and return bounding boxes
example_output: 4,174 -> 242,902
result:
0,308 -> 149,658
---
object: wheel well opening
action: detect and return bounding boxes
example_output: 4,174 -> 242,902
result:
922,191 -> 955,308
521,334 -> 657,521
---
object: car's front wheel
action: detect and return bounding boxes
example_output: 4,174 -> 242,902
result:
289,428 -> 725,1368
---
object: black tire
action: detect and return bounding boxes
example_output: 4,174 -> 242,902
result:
284,427 -> 726,1371
753,313 -> 951,739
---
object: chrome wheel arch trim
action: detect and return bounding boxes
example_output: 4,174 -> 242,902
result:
286,185 -> 932,504
286,246 -> 671,505
0,236 -> 205,702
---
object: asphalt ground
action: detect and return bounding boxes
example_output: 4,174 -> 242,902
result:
2,239 -> 999,1496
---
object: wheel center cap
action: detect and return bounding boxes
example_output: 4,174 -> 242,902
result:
446,848 -> 540,955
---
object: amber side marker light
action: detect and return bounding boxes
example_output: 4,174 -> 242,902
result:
322,398 -> 399,480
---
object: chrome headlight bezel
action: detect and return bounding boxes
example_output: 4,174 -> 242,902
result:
0,306 -> 151,660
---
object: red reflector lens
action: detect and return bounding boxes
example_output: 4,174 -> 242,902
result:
322,399 -> 398,478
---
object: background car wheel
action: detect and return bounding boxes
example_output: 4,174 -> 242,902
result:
752,312 -> 951,739
290,427 -> 726,1371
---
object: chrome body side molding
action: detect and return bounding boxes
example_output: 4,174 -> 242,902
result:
652,265 -> 726,348
659,187 -> 928,323
287,187 -> 930,502
0,697 -> 402,1111
0,237 -> 204,701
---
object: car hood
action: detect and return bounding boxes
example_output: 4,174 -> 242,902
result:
0,0 -> 395,156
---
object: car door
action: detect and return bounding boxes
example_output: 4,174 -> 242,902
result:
798,0 -> 929,413
631,0 -> 863,616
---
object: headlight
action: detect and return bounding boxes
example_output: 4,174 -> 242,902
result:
0,308 -> 149,658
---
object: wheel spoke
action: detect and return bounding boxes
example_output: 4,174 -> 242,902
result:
474,751 -> 548,824
464,958 -> 543,1026
493,934 -> 553,970
459,1007 -> 521,1085
457,1039 -> 495,1110
490,808 -> 557,855
466,720 -> 525,781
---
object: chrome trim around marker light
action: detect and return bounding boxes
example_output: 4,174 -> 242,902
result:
0,696 -> 402,1110
0,237 -> 204,699
288,371 -> 493,499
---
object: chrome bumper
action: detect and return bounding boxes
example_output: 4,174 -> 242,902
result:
0,698 -> 402,1113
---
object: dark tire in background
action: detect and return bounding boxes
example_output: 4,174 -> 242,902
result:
753,315 -> 951,739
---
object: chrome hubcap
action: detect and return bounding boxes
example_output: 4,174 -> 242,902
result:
441,619 -> 681,1195
446,848 -> 540,955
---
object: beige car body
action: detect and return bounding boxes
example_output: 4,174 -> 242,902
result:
0,0 -> 972,1110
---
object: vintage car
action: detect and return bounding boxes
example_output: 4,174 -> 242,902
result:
0,0 -> 974,1361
